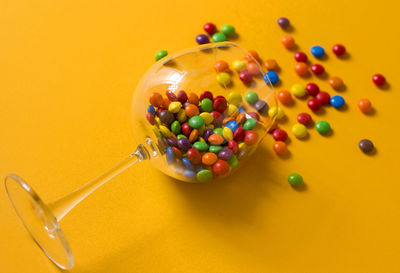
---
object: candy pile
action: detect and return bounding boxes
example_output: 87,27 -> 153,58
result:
147,89 -> 270,182
196,23 -> 236,45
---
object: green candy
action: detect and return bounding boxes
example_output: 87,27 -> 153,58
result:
213,127 -> 223,136
227,155 -> 238,169
245,91 -> 259,104
201,98 -> 214,112
288,173 -> 303,187
155,50 -> 168,61
243,118 -> 256,130
316,120 -> 331,134
196,170 -> 213,182
209,145 -> 223,153
212,32 -> 227,43
193,141 -> 209,151
221,24 -> 235,36
188,116 -> 204,129
171,120 -> 181,135
177,134 -> 187,139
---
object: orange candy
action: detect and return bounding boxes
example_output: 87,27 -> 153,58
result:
245,50 -> 260,62
281,35 -> 295,50
185,104 -> 199,117
223,117 -> 235,124
187,92 -> 199,105
244,130 -> 258,145
214,60 -> 229,72
149,92 -> 163,107
273,141 -> 287,155
160,97 -> 170,109
247,62 -> 261,76
189,129 -> 199,142
171,147 -> 182,159
264,59 -> 279,71
329,76 -> 344,90
295,62 -> 308,77
202,152 -> 218,165
208,134 -> 224,145
236,112 -> 246,124
278,90 -> 292,104
358,99 -> 372,113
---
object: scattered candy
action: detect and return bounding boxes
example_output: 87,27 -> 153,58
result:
277,90 -> 292,104
254,100 -> 269,115
247,62 -> 261,76
306,83 -> 320,96
232,60 -> 246,71
272,129 -> 288,142
221,24 -> 235,36
196,34 -> 210,45
294,51 -> 308,62
332,44 -> 346,57
239,70 -> 252,83
214,60 -> 229,72
329,76 -> 344,90
359,139 -> 374,153
203,22 -> 217,35
281,35 -> 295,50
330,95 -> 345,108
310,45 -> 325,58
245,91 -> 259,104
288,173 -> 303,186
268,106 -> 285,119
292,123 -> 307,138
372,74 -> 386,87
155,50 -> 168,61
265,71 -> 279,84
216,72 -> 231,86
295,62 -> 308,77
264,59 -> 279,71
291,84 -> 307,97
358,99 -> 372,113
310,64 -> 325,75
307,98 -> 321,112
277,17 -> 290,28
273,141 -> 287,155
315,120 -> 331,134
212,32 -> 227,43
316,91 -> 331,105
245,50 -> 260,62
297,113 -> 312,126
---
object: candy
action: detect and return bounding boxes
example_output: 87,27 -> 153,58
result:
228,140 -> 238,154
358,99 -> 372,113
213,97 -> 227,113
254,100 -> 268,115
211,111 -> 223,126
159,110 -> 175,125
281,35 -> 295,49
295,62 -> 308,76
171,120 -> 181,134
202,152 -> 218,165
209,145 -> 223,153
178,138 -> 192,151
177,109 -> 187,122
227,92 -> 242,106
218,149 -> 233,160
177,90 -> 188,104
264,59 -> 279,71
212,32 -> 227,43
166,91 -> 178,102
247,62 -> 261,76
330,95 -> 345,108
208,134 -> 224,145
187,93 -> 199,105
226,120 -> 239,133
188,116 -> 204,129
196,170 -> 213,182
147,105 -> 156,115
168,101 -> 182,113
236,112 -> 246,124
166,147 -> 175,164
292,123 -> 307,138
200,91 -> 213,101
222,127 -> 233,140
239,70 -> 252,83
183,170 -> 196,180
189,129 -> 199,142
214,60 -> 229,72
196,34 -> 210,45
291,84 -> 306,97
332,44 -> 346,57
268,107 -> 285,119
248,112 -> 260,121
216,72 -> 231,86
244,130 -> 258,145
243,118 -> 257,130
187,148 -> 201,164
297,113 -> 312,126
273,141 -> 287,155
359,139 -> 374,153
277,90 -> 292,104
146,113 -> 156,125
315,120 -> 331,134
310,64 -> 324,75
227,155 -> 238,169
232,60 -> 246,71
316,91 -> 331,105
294,51 -> 308,62
203,128 -> 213,142
149,92 -> 163,107
310,45 -> 325,58
213,160 -> 230,176
265,71 -> 279,84
233,127 -> 245,141
372,74 -> 386,86
221,24 -> 235,36
277,17 -> 290,28
245,50 -> 260,62
181,122 -> 191,136
329,76 -> 344,90
306,83 -> 320,96
171,147 -> 182,159
203,22 -> 217,35
193,141 -> 209,151
288,173 -> 303,186
272,129 -> 288,142
244,92 -> 258,105
185,104 -> 200,118
155,50 -> 168,61
307,98 -> 321,111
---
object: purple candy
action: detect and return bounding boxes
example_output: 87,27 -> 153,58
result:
167,138 -> 178,147
218,149 -> 233,160
254,100 -> 269,115
196,34 -> 210,45
177,138 -> 192,151
277,17 -> 290,28
203,129 -> 213,142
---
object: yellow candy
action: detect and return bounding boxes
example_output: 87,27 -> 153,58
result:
168,101 -> 182,113
227,91 -> 242,106
232,59 -> 246,71
205,124 -> 214,130
268,106 -> 285,119
292,123 -> 307,138
291,84 -> 306,97
199,137 -> 206,142
152,125 -> 160,137
198,124 -> 205,136
177,109 -> 187,123
238,142 -> 247,151
159,125 -> 171,138
200,112 -> 214,125
155,116 -> 161,125
222,127 -> 233,141
216,72 -> 231,86
226,104 -> 239,117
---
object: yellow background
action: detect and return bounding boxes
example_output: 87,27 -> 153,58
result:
1,0 -> 400,272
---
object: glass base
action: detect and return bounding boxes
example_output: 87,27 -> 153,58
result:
5,174 -> 74,269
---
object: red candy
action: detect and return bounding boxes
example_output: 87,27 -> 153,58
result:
176,90 -> 188,104
297,113 -> 312,126
213,160 -> 230,176
211,111 -> 223,126
203,23 -> 217,35
272,129 -> 288,142
228,140 -> 239,154
146,113 -> 156,125
332,44 -> 346,57
372,74 -> 386,86
307,98 -> 321,111
187,148 -> 201,164
213,97 -> 227,113
239,70 -> 252,83
200,91 -> 213,101
247,112 -> 260,121
233,127 -> 245,142
166,90 -> 177,101
181,123 -> 191,137
316,91 -> 331,105
294,51 -> 308,63
306,83 -> 320,97
311,64 -> 324,75
171,147 -> 182,159
244,130 -> 258,145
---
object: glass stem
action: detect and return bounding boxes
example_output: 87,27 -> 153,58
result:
48,144 -> 149,221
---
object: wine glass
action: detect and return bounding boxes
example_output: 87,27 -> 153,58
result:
5,42 -> 277,269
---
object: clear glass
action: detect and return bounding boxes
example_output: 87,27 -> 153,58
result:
5,42 -> 277,269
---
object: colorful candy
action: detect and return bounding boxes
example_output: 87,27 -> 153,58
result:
292,123 -> 307,138
203,23 -> 217,35
306,83 -> 320,96
294,51 -> 308,62
315,120 -> 331,134
221,24 -> 235,36
316,91 -> 331,105
295,62 -> 308,77
307,98 -> 321,111
155,50 -> 168,61
196,34 -> 210,45
310,45 -> 325,58
332,44 -> 346,57
372,74 -> 386,87
288,173 -> 303,186
277,17 -> 290,28
281,35 -> 295,50
330,95 -> 345,108
244,130 -> 258,145
310,64 -> 325,75
247,62 -> 261,76
265,71 -> 279,84
272,129 -> 288,142
196,170 -> 213,182
273,141 -> 287,155
213,160 -> 230,176
329,76 -> 344,90
239,70 -> 252,83
232,60 -> 246,71
359,139 -> 374,153
297,113 -> 312,126
264,59 -> 279,71
291,84 -> 307,97
245,91 -> 259,104
277,90 -> 292,104
268,106 -> 285,119
216,72 -> 231,86
358,99 -> 372,113
212,32 -> 227,43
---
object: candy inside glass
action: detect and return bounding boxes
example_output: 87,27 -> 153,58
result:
5,42 -> 277,269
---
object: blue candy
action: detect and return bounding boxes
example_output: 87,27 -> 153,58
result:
182,157 -> 194,170
183,170 -> 196,180
310,45 -> 325,58
226,120 -> 238,133
330,95 -> 345,108
166,147 -> 175,165
264,71 -> 279,85
147,105 -> 156,115
237,107 -> 245,114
